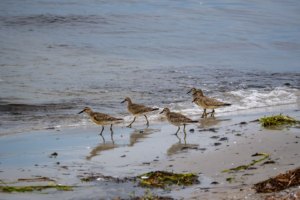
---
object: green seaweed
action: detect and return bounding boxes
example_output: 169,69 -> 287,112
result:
129,190 -> 136,197
0,179 -> 74,193
259,114 -> 300,127
222,153 -> 269,173
80,177 -> 91,182
127,189 -> 174,200
143,190 -> 153,199
137,171 -> 199,189
226,177 -> 235,182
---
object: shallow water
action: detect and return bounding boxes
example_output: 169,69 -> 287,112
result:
0,108 -> 299,199
0,0 -> 300,135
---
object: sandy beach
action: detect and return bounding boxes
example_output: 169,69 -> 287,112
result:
1,104 -> 300,199
1,0 -> 300,199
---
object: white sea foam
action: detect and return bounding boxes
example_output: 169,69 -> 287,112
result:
76,87 -> 299,124
221,87 -> 299,112
1,87 -> 299,135
140,87 -> 300,121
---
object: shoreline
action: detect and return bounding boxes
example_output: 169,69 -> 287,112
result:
0,106 -> 300,199
1,102 -> 299,137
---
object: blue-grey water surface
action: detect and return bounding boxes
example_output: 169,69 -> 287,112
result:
0,0 -> 300,135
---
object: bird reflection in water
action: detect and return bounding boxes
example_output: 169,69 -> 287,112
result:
167,141 -> 199,156
173,132 -> 187,144
86,130 -> 117,160
99,129 -> 115,143
128,128 -> 160,147
197,117 -> 230,129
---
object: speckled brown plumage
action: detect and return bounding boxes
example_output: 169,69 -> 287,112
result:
160,108 -> 198,136
189,88 -> 231,117
78,107 -> 122,135
121,97 -> 159,127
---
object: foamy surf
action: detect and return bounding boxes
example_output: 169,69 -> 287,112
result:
0,87 -> 299,135
146,87 -> 300,120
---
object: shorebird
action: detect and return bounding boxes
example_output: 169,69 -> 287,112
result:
78,107 -> 123,135
159,108 -> 198,135
187,88 -> 207,118
188,88 -> 231,117
121,97 -> 159,127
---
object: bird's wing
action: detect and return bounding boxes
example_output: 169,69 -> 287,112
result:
94,113 -> 120,122
203,97 -> 227,106
193,97 -> 203,106
129,103 -> 154,114
169,112 -> 193,123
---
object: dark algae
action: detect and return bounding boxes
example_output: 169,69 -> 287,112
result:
112,189 -> 174,200
137,171 -> 199,189
0,179 -> 74,193
226,177 -> 235,182
80,174 -> 136,183
222,153 -> 269,172
259,114 -> 300,127
254,167 -> 300,193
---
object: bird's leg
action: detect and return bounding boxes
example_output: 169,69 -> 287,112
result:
111,130 -> 114,144
99,125 -> 104,135
174,126 -> 180,135
210,109 -> 215,117
204,109 -> 214,118
175,134 -> 181,143
201,109 -> 206,118
100,134 -> 105,143
127,117 -> 136,128
110,124 -> 113,131
183,125 -> 187,144
144,115 -> 149,126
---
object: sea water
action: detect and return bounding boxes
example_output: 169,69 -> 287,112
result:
0,0 -> 300,135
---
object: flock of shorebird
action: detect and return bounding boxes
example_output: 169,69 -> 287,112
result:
78,88 -> 231,136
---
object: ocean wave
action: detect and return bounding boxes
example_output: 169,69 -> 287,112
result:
148,87 -> 300,120
0,14 -> 108,27
0,87 -> 299,135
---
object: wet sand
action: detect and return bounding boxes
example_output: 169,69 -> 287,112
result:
0,107 -> 300,199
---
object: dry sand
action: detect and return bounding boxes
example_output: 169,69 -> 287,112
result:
0,106 -> 300,199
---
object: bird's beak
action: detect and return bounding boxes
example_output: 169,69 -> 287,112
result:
121,100 -> 125,104
187,90 -> 191,94
159,111 -> 164,114
78,110 -> 84,114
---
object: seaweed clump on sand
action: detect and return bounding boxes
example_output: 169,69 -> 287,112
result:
0,180 -> 74,193
80,174 -> 136,183
128,197 -> 173,200
253,167 -> 300,193
112,197 -> 173,200
259,114 -> 300,127
112,190 -> 174,200
137,171 -> 199,189
222,153 -> 269,172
